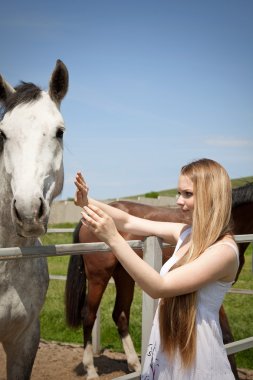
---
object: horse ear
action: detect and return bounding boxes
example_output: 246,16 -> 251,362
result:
48,59 -> 69,106
0,75 -> 16,106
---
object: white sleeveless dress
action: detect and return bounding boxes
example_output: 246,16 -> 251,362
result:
141,228 -> 239,380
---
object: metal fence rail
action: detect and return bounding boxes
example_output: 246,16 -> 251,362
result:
0,240 -> 143,260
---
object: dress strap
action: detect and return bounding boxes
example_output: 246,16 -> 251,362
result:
174,226 -> 191,253
160,227 -> 191,276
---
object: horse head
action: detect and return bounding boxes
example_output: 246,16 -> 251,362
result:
0,60 -> 68,238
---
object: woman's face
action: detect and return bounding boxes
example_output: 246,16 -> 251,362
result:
177,175 -> 194,217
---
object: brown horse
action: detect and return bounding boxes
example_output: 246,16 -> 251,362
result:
65,183 -> 253,379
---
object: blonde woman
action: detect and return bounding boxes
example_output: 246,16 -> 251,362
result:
74,158 -> 239,379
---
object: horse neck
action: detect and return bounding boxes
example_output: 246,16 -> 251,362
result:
233,202 -> 253,235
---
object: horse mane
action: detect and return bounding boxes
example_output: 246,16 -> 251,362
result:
232,182 -> 253,207
4,82 -> 42,114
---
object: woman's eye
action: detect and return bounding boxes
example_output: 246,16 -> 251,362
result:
185,192 -> 193,198
177,191 -> 193,199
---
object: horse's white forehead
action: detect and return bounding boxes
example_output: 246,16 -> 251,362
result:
2,91 -> 65,135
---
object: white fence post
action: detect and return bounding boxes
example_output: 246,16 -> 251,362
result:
141,236 -> 163,367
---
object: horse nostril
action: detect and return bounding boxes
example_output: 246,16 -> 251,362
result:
38,198 -> 44,219
13,199 -> 22,221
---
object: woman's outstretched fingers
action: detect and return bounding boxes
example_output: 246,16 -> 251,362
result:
83,206 -> 100,222
94,206 -> 104,217
74,171 -> 89,207
87,204 -> 104,216
75,172 -> 87,188
81,211 -> 95,228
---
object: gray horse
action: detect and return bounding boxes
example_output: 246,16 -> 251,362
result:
0,60 -> 68,380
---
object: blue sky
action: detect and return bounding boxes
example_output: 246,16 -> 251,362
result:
1,0 -> 252,200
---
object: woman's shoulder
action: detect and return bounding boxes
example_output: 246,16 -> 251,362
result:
211,236 -> 238,253
203,237 -> 239,282
213,237 -> 239,264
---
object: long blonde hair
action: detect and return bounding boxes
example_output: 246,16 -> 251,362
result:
159,158 -> 233,368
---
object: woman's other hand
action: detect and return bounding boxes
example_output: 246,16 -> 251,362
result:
81,204 -> 121,246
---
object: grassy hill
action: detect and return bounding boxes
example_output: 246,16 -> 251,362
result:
124,176 -> 253,199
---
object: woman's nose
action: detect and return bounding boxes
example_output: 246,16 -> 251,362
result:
176,195 -> 183,206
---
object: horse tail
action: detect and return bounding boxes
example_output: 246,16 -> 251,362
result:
65,220 -> 86,328
73,219 -> 82,244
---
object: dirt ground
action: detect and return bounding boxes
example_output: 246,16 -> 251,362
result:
0,340 -> 130,380
0,340 -> 252,380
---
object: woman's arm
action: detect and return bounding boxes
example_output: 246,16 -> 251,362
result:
74,171 -> 186,244
82,204 -> 238,299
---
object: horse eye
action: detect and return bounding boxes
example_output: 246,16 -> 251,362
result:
56,128 -> 64,139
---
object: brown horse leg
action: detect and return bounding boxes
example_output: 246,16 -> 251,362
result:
219,305 -> 239,379
112,264 -> 141,372
82,253 -> 117,380
82,278 -> 110,380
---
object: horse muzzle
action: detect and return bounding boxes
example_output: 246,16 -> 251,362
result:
11,196 -> 49,238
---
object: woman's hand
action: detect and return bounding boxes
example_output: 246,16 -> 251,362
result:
81,204 -> 121,246
74,172 -> 89,207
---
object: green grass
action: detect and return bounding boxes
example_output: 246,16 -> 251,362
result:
41,223 -> 75,274
40,280 -> 82,343
231,176 -> 253,188
40,222 -> 253,369
223,244 -> 253,369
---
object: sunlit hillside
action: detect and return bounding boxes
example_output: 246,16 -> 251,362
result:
124,176 -> 253,199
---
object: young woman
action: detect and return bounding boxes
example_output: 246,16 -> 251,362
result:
74,158 -> 238,379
